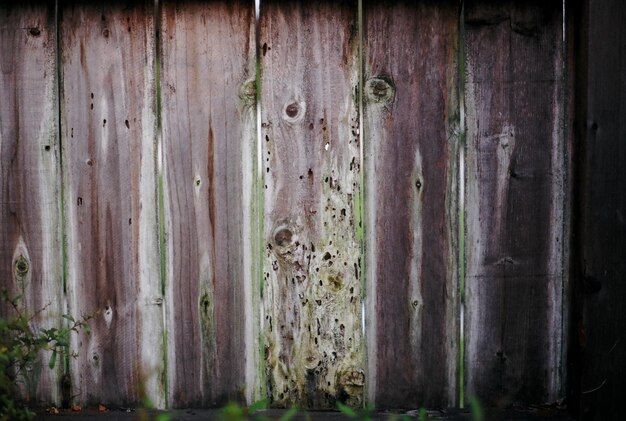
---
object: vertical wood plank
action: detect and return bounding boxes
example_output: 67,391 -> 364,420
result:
464,0 -> 567,405
363,0 -> 460,409
578,0 -> 626,418
59,1 -> 164,406
260,0 -> 364,408
0,2 -> 63,405
160,0 -> 258,406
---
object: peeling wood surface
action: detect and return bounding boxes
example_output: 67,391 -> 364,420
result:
160,0 -> 257,407
363,0 -> 460,409
59,1 -> 164,406
0,2 -> 63,405
260,0 -> 364,408
464,0 -> 566,405
578,0 -> 626,418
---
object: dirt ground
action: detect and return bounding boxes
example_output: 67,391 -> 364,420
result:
34,405 -> 574,420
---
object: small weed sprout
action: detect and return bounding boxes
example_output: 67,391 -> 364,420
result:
0,288 -> 94,420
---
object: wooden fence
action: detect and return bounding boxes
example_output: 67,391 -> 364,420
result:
1,0 -> 622,417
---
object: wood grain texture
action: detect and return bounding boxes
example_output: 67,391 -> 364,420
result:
59,1 -> 164,407
464,0 -> 567,405
260,0 -> 364,408
160,0 -> 257,407
578,0 -> 626,418
363,0 -> 460,409
0,2 -> 63,405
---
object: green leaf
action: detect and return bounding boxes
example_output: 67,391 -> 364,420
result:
220,402 -> 244,421
279,407 -> 298,421
62,314 -> 75,323
248,398 -> 269,413
155,413 -> 172,421
336,402 -> 358,418
469,396 -> 484,421
48,350 -> 57,369
418,408 -> 429,421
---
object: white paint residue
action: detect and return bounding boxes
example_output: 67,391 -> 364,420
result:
103,304 -> 114,328
409,148 -> 424,364
493,125 -> 516,244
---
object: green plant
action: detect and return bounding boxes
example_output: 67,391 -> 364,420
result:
0,289 -> 92,420
468,395 -> 484,421
337,401 -> 379,421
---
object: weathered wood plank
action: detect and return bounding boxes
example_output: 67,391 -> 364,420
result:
160,0 -> 258,407
464,0 -> 566,405
59,1 -> 164,406
363,0 -> 460,409
0,2 -> 63,405
577,0 -> 626,418
260,0 -> 363,408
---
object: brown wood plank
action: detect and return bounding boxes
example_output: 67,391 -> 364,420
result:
577,0 -> 626,418
464,0 -> 567,405
0,2 -> 63,405
260,0 -> 363,408
59,1 -> 164,406
159,0 -> 258,407
363,0 -> 461,409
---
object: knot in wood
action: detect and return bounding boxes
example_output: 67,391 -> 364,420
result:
14,256 -> 29,277
239,79 -> 256,105
274,228 -> 293,247
339,369 -> 365,387
282,99 -> 306,124
365,77 -> 395,104
29,27 -> 41,37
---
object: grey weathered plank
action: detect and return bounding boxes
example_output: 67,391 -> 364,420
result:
0,2 -> 63,405
464,0 -> 566,405
576,0 -> 626,418
160,0 -> 258,407
363,0 -> 460,409
260,0 -> 364,408
59,1 -> 164,406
